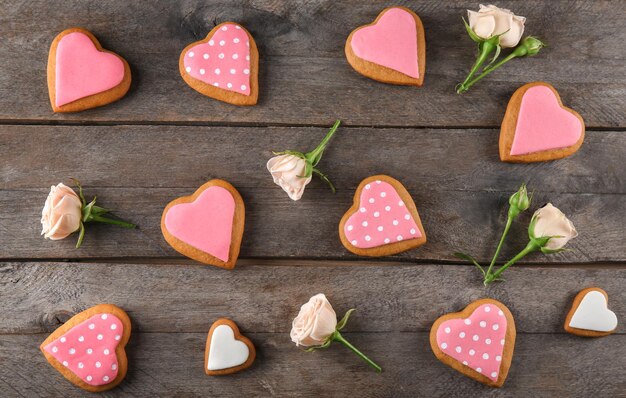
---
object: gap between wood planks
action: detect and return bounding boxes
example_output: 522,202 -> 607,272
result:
0,119 -> 624,131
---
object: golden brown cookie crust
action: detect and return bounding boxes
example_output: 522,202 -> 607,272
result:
39,304 -> 131,392
161,179 -> 245,269
47,28 -> 131,113
499,81 -> 585,163
339,175 -> 427,257
564,287 -> 617,337
179,22 -> 259,105
345,7 -> 426,86
429,299 -> 516,388
204,318 -> 256,375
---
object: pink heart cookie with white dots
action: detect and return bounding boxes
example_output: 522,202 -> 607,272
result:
430,299 -> 516,388
179,22 -> 258,105
339,175 -> 426,256
40,304 -> 131,392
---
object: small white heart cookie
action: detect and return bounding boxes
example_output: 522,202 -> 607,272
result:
205,319 -> 255,375
565,288 -> 618,337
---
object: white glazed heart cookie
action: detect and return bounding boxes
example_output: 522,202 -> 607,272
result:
205,318 -> 255,375
564,287 -> 618,337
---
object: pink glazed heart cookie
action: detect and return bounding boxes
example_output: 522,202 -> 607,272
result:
180,22 -> 258,105
161,179 -> 245,269
430,299 -> 516,388
500,82 -> 585,162
40,304 -> 131,392
345,7 -> 426,86
47,28 -> 131,113
339,175 -> 426,256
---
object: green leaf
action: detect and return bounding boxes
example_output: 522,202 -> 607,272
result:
336,309 -> 356,331
304,338 -> 332,352
484,45 -> 502,69
82,197 -> 98,222
463,18 -> 483,43
454,252 -> 485,276
313,168 -> 336,193
75,222 -> 85,249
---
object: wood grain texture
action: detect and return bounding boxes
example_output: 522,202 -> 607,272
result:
1,262 -> 624,335
1,332 -> 625,397
0,0 -> 624,127
1,125 -> 624,262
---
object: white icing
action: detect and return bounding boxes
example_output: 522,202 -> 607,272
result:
207,324 -> 250,371
569,290 -> 618,332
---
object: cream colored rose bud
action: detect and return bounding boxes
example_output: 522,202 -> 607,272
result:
531,203 -> 578,250
267,154 -> 312,201
41,183 -> 82,240
291,293 -> 338,347
468,4 -> 526,48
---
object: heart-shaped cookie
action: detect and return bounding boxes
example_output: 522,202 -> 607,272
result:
430,299 -> 515,388
48,28 -> 131,113
40,304 -> 131,392
179,22 -> 258,105
205,318 -> 256,375
345,7 -> 426,86
500,82 -> 585,162
564,287 -> 618,337
339,175 -> 426,256
161,179 -> 245,269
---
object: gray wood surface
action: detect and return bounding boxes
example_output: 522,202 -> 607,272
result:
1,0 -> 624,397
1,125 -> 624,262
0,0 -> 624,127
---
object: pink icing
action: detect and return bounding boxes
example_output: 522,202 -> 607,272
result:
55,32 -> 125,107
43,313 -> 122,386
344,180 -> 421,248
510,85 -> 583,155
436,304 -> 508,382
350,8 -> 419,78
183,23 -> 251,95
165,186 -> 235,262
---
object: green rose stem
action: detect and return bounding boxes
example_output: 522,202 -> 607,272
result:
484,240 -> 540,285
484,184 -> 530,278
456,36 -> 500,94
74,180 -> 136,248
457,37 -> 545,94
274,119 -> 341,192
332,331 -> 382,373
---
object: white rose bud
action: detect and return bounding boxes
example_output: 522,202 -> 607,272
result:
468,4 -> 526,48
530,203 -> 578,250
290,293 -> 337,347
41,183 -> 82,240
267,154 -> 312,201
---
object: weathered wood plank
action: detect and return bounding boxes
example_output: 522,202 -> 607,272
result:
1,332 -> 624,397
1,262 -> 624,334
0,0 -> 624,127
1,125 -> 624,262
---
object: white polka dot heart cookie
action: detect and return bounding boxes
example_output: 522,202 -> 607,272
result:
39,304 -> 131,392
205,318 -> 256,375
339,175 -> 426,257
430,299 -> 516,388
179,22 -> 258,105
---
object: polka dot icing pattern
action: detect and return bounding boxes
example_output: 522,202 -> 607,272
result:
55,32 -> 125,107
343,180 -> 421,248
43,313 -> 123,386
436,304 -> 507,382
183,24 -> 251,95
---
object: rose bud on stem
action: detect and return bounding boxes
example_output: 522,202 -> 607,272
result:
267,120 -> 340,201
291,293 -> 382,372
483,203 -> 577,285
41,181 -> 136,248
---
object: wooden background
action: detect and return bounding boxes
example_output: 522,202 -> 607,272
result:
1,1 -> 624,396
